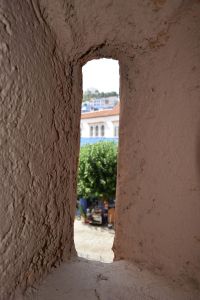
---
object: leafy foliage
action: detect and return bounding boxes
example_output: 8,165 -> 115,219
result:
83,89 -> 118,102
77,141 -> 118,201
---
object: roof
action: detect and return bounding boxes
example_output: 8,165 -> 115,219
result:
81,103 -> 120,119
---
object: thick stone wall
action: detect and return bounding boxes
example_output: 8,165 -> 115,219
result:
0,0 -> 200,298
0,1 -> 78,298
115,3 -> 200,285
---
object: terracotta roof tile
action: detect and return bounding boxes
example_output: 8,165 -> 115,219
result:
81,103 -> 120,119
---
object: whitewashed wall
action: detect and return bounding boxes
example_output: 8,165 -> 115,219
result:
81,115 -> 119,138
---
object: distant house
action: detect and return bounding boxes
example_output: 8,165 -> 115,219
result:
80,103 -> 119,143
81,96 -> 119,113
90,96 -> 119,111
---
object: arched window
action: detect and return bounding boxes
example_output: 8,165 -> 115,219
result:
101,125 -> 105,137
90,126 -> 93,137
95,125 -> 99,137
114,125 -> 119,137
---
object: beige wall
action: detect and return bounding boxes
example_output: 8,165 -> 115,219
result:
115,8 -> 200,284
0,0 -> 200,298
0,1 -> 79,298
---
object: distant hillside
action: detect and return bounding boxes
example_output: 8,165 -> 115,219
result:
83,89 -> 118,102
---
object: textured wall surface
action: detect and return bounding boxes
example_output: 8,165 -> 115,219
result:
0,0 -> 200,298
0,1 -> 79,298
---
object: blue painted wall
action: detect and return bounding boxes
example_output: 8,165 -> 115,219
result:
80,137 -> 118,146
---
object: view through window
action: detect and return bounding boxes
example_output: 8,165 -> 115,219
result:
74,58 -> 119,263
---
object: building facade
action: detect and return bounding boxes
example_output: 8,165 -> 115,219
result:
81,103 -> 119,139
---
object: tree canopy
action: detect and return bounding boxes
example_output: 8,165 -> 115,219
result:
83,89 -> 118,102
77,141 -> 118,201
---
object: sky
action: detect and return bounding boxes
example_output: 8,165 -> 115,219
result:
82,58 -> 119,93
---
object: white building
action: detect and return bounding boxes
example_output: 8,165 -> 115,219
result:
81,103 -> 119,138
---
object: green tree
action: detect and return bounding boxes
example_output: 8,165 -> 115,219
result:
83,89 -> 118,102
77,141 -> 118,201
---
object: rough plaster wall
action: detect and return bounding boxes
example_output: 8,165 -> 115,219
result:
0,1 -> 79,298
115,3 -> 200,286
48,0 -> 200,287
1,0 -> 200,298
58,0 -> 199,286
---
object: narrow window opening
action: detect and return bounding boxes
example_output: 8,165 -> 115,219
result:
95,125 -> 99,137
114,124 -> 119,137
101,125 -> 105,137
75,58 -> 119,263
90,126 -> 93,137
